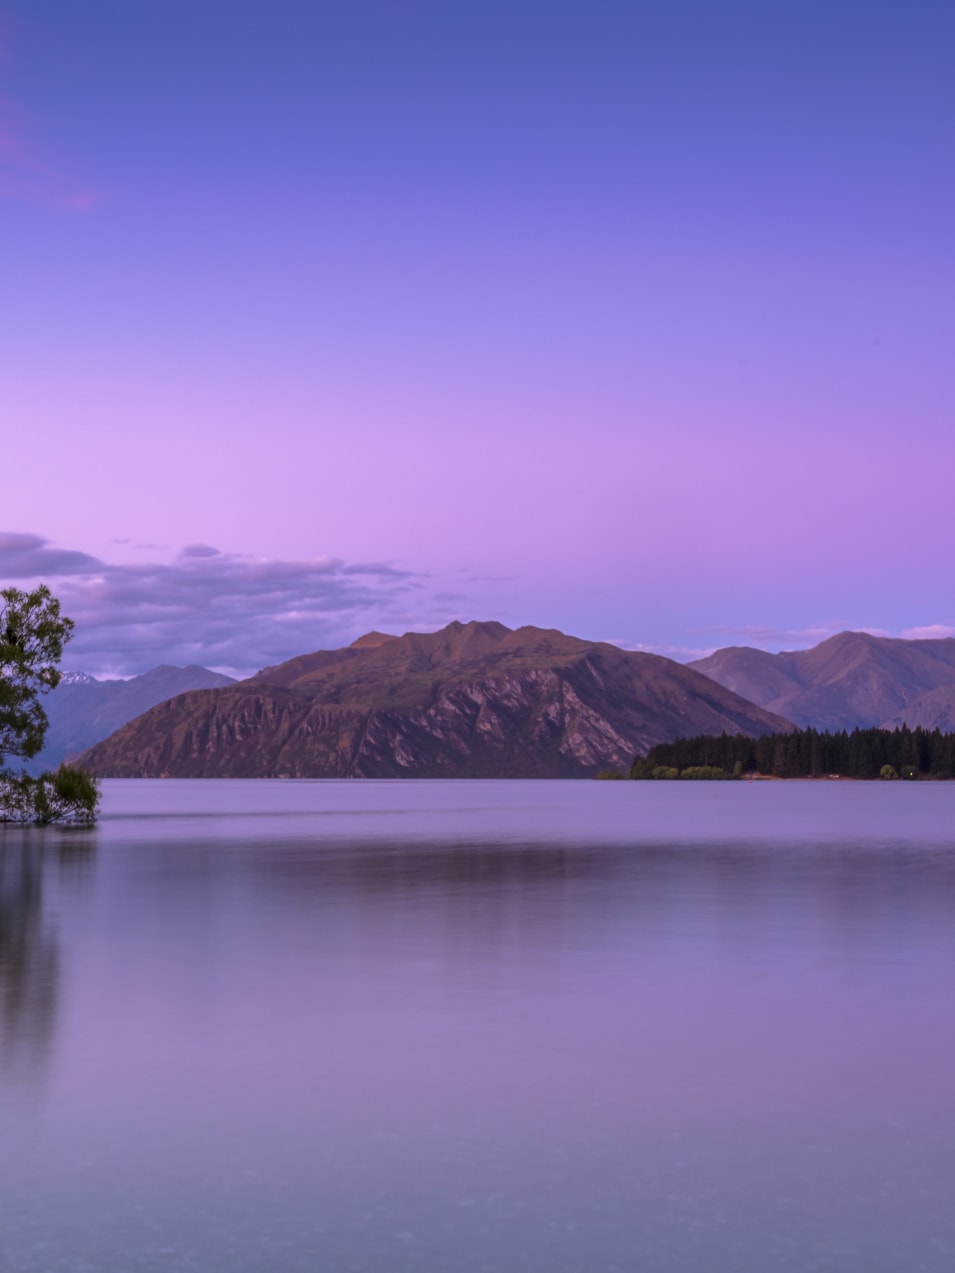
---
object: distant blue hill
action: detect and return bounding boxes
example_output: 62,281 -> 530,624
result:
689,631 -> 955,731
24,665 -> 235,774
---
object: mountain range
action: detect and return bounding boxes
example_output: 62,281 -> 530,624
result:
61,626 -> 955,781
26,665 -> 235,774
77,621 -> 789,779
689,631 -> 955,731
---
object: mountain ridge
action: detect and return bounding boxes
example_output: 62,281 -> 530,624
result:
77,620 -> 791,779
25,664 -> 236,774
689,631 -> 955,731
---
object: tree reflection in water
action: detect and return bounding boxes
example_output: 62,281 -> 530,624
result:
0,831 -> 94,1081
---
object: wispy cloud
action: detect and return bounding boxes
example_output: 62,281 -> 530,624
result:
609,619 -> 950,663
700,622 -> 892,650
605,639 -> 718,663
0,19 -> 98,210
0,532 -> 433,677
512,614 -> 955,666
901,624 -> 955,641
603,624 -> 861,662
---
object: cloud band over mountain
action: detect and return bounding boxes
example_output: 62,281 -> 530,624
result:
5,532 -> 953,680
0,532 -> 431,677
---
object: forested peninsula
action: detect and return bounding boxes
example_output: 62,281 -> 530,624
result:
629,726 -> 955,781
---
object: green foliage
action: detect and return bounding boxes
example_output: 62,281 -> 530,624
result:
0,766 -> 100,825
651,765 -> 681,780
596,770 -> 627,780
0,587 -> 99,825
680,765 -> 730,780
48,764 -> 100,823
880,764 -> 899,780
630,726 -> 955,782
1,585 -> 73,763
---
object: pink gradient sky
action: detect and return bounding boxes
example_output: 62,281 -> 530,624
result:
2,1 -> 954,674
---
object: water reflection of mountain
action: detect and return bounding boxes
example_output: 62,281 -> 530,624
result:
0,832 -> 94,1081
214,833 -> 955,952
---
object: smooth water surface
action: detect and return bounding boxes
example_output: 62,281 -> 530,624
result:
2,780 -> 954,1271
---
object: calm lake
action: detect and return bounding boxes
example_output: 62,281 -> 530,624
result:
2,779 -> 954,1272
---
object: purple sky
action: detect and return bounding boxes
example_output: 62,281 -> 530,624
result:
2,1 -> 954,676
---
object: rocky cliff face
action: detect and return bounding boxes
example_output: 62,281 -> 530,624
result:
78,621 -> 791,778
